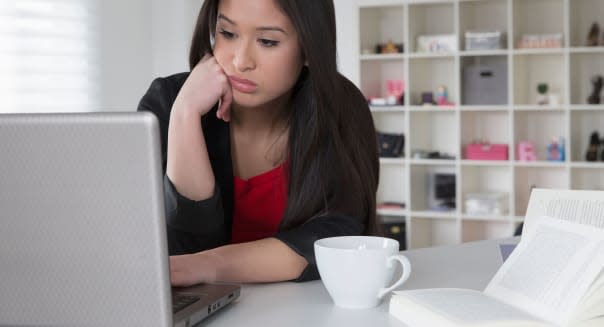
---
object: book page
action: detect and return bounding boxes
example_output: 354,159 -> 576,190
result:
571,263 -> 604,321
524,189 -> 604,235
391,288 -> 552,327
485,216 -> 604,326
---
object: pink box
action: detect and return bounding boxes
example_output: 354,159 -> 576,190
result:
466,143 -> 508,160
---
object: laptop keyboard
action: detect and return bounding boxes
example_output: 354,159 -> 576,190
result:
172,294 -> 200,313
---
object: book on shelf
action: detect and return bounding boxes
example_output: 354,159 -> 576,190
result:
389,189 -> 604,327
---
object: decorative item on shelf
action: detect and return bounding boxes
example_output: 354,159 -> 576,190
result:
420,92 -> 435,106
411,150 -> 455,160
464,192 -> 508,216
376,132 -> 404,158
375,40 -> 404,54
548,92 -> 560,106
585,131 -> 600,162
435,85 -> 454,107
516,34 -> 563,49
381,221 -> 406,251
386,79 -> 405,105
546,136 -> 565,162
431,173 -> 456,211
587,75 -> 603,104
367,96 -> 386,106
416,34 -> 457,53
601,137 -> 604,161
587,22 -> 600,46
536,83 -> 549,105
466,142 -> 508,161
464,30 -> 503,51
377,202 -> 406,210
517,141 -> 537,161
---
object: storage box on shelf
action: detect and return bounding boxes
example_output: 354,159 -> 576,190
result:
512,0 -> 564,50
340,0 -> 604,249
459,0 -> 508,52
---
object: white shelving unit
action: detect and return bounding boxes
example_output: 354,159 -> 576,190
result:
349,0 -> 604,249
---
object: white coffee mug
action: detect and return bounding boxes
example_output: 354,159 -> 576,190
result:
314,236 -> 411,309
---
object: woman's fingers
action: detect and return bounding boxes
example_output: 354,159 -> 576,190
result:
217,81 -> 233,122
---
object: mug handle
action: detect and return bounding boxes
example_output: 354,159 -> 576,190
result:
377,254 -> 411,299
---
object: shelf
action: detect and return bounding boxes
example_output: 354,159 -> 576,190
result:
570,52 -> 604,105
460,105 -> 508,112
461,160 -> 510,167
461,214 -> 509,222
357,0 -> 403,8
377,208 -> 407,217
407,52 -> 456,59
360,53 -> 405,61
344,0 -> 604,249
570,47 -> 604,54
513,105 -> 565,111
570,162 -> 604,169
370,105 -> 405,112
409,158 -> 456,166
570,110 -> 604,162
379,157 -> 406,165
570,105 -> 604,111
512,48 -> 564,56
460,50 -> 508,57
570,0 -> 604,47
514,161 -> 566,168
409,210 -> 457,219
513,53 -> 565,105
408,105 -> 456,112
407,0 -> 456,4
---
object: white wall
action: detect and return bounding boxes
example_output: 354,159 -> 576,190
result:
98,0 -> 201,111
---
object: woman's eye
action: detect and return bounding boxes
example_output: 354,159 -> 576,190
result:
259,39 -> 279,48
218,29 -> 235,39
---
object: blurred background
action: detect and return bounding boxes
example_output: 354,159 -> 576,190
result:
0,0 -> 352,113
0,0 -> 202,113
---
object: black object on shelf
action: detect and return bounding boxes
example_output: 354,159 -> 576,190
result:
587,22 -> 600,46
377,132 -> 404,158
586,131 -> 600,162
587,75 -> 603,105
434,173 -> 456,210
382,222 -> 406,251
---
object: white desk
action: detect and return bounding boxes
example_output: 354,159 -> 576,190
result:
203,238 -> 517,326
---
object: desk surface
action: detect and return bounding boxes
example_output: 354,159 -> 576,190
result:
203,238 -> 517,326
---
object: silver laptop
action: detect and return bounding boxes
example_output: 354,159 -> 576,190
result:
0,112 -> 240,327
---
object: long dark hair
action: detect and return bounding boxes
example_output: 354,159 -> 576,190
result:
189,0 -> 380,235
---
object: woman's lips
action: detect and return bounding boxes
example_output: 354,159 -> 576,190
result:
229,76 -> 258,93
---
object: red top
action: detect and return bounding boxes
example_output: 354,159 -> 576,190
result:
230,163 -> 288,244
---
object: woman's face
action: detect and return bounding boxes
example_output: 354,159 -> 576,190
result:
213,0 -> 305,109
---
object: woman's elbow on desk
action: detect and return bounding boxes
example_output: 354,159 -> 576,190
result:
169,237 -> 308,286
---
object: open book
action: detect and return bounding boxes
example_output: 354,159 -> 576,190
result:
389,189 -> 604,327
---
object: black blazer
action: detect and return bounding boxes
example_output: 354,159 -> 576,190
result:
137,73 -> 364,281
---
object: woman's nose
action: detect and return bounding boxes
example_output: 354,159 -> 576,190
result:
233,42 -> 256,72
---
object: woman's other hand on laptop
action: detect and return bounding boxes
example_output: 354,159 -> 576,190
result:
170,252 -> 217,287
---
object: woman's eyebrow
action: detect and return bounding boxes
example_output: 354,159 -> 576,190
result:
218,13 -> 288,35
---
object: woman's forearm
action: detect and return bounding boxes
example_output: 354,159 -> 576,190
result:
170,238 -> 308,286
166,104 -> 215,201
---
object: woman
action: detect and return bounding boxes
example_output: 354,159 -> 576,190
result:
138,0 -> 379,286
